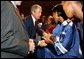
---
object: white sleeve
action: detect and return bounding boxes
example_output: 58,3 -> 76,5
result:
54,42 -> 68,54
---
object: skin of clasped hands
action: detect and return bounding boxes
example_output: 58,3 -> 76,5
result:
28,32 -> 56,50
38,32 -> 56,47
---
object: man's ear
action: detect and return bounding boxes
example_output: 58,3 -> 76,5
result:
32,11 -> 36,14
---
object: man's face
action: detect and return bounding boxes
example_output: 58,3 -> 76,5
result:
32,8 -> 42,20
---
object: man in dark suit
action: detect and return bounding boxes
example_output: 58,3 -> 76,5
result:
23,4 -> 42,39
23,4 -> 48,58
24,4 -> 48,46
1,1 -> 35,58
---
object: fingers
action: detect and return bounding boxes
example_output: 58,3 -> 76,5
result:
42,32 -> 54,44
29,39 -> 35,53
29,39 -> 34,42
44,36 -> 53,44
43,32 -> 48,37
38,40 -> 47,47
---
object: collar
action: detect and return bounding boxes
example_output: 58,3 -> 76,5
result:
11,1 -> 17,8
69,21 -> 73,26
62,20 -> 73,26
31,15 -> 36,26
62,21 -> 68,26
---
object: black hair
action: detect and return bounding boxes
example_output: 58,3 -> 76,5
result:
52,4 -> 68,20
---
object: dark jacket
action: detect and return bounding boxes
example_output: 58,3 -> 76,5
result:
23,15 -> 43,39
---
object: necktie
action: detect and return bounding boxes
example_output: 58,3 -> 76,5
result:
35,21 -> 37,26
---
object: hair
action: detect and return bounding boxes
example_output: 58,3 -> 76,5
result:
52,4 -> 68,20
31,4 -> 42,12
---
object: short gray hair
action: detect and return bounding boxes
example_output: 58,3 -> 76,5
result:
31,4 -> 42,12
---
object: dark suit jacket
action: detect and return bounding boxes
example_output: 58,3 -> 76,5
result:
23,15 -> 43,45
24,15 -> 43,39
24,15 -> 36,39
1,1 -> 29,58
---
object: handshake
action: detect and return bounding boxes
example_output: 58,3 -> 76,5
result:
38,32 -> 56,47
28,32 -> 56,53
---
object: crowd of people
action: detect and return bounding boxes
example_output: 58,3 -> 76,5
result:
1,1 -> 83,58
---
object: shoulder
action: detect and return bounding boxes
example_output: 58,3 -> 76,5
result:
1,1 -> 10,6
24,15 -> 33,22
23,15 -> 33,26
1,1 -> 12,11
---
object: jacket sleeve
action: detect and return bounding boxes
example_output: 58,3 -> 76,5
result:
54,25 -> 74,55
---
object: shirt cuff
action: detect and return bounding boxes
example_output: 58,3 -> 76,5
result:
56,36 -> 60,42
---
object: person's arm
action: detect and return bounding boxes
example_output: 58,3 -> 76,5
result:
36,24 -> 43,36
23,19 -> 31,38
54,23 -> 73,55
37,40 -> 47,47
